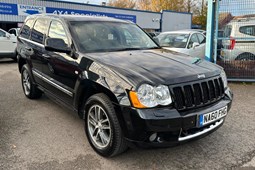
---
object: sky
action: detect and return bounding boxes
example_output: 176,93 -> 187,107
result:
57,0 -> 109,5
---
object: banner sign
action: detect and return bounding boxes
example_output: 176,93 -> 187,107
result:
18,4 -> 46,16
0,2 -> 137,23
46,7 -> 136,23
0,2 -> 18,15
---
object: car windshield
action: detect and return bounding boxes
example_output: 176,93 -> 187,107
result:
157,33 -> 189,48
70,21 -> 159,53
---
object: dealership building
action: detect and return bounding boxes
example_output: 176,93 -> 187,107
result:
0,0 -> 192,32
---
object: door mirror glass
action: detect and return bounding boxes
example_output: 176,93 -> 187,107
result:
45,38 -> 71,53
192,42 -> 200,49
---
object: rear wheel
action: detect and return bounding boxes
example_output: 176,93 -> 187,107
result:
236,53 -> 255,61
84,93 -> 128,157
21,64 -> 42,99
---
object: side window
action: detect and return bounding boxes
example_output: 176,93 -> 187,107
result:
188,34 -> 199,49
48,21 -> 68,45
8,29 -> 14,36
239,26 -> 255,36
197,33 -> 206,44
0,30 -> 6,37
20,19 -> 34,39
31,19 -> 48,44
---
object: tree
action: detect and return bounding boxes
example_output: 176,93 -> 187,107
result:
108,0 -> 136,9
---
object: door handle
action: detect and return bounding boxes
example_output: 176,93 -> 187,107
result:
42,54 -> 51,59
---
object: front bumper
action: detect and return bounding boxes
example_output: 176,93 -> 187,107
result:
119,89 -> 233,148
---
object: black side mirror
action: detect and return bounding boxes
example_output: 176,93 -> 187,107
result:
45,38 -> 71,53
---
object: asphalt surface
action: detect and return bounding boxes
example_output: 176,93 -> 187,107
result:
0,59 -> 255,170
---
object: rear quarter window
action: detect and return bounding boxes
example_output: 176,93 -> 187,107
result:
20,19 -> 34,39
239,25 -> 255,36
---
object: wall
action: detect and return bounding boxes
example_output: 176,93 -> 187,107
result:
161,10 -> 192,32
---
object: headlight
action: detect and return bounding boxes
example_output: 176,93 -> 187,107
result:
220,70 -> 228,88
129,84 -> 172,108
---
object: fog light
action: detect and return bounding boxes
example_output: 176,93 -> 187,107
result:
149,133 -> 157,142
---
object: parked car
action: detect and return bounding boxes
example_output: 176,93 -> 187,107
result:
17,14 -> 233,157
147,32 -> 160,37
183,29 -> 206,35
8,28 -> 20,37
0,28 -> 17,61
156,30 -> 206,59
221,18 -> 255,60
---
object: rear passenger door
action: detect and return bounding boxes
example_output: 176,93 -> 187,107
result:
42,20 -> 79,103
29,18 -> 50,86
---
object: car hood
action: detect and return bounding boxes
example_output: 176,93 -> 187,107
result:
85,49 -> 221,88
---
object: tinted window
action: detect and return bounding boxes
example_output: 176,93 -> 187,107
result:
188,34 -> 199,48
0,30 -> 6,37
48,21 -> 68,45
31,19 -> 48,44
197,33 -> 206,44
239,25 -> 255,36
20,19 -> 34,39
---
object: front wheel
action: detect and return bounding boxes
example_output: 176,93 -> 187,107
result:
84,93 -> 128,157
21,64 -> 42,99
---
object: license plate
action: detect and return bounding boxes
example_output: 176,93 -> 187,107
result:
199,106 -> 228,126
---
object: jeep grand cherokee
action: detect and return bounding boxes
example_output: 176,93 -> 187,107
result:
17,14 -> 233,157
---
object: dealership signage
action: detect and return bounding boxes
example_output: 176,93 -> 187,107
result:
17,4 -> 46,16
0,2 -> 18,15
0,2 -> 136,23
46,7 -> 136,23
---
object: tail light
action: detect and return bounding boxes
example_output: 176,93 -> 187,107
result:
228,36 -> 236,50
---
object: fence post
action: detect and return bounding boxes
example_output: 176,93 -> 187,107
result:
205,0 -> 216,62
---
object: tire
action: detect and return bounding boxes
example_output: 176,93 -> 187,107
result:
236,53 -> 255,61
84,93 -> 128,157
21,64 -> 42,99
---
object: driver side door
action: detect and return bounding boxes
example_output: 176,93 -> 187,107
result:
187,33 -> 201,58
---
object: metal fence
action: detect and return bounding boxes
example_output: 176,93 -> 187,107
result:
215,0 -> 255,81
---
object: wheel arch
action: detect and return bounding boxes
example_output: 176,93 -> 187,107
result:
75,79 -> 128,119
236,52 -> 255,60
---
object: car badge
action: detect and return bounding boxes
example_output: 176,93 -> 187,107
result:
197,74 -> 206,79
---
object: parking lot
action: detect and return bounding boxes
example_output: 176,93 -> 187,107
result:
0,59 -> 255,170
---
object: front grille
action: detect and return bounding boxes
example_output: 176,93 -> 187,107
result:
170,77 -> 225,111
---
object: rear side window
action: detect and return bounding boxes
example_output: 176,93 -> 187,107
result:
31,19 -> 48,44
197,33 -> 206,44
20,19 -> 34,39
239,25 -> 255,36
48,21 -> 69,45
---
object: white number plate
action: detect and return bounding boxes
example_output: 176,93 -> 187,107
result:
199,106 -> 228,126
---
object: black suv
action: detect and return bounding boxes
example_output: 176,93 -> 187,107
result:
17,14 -> 233,157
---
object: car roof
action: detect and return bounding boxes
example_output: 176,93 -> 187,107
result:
159,29 -> 204,35
25,14 -> 131,23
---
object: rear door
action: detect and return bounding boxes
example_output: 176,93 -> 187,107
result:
42,19 -> 79,103
30,18 -> 50,87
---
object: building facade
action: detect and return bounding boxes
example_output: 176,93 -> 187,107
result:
0,0 -> 192,32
